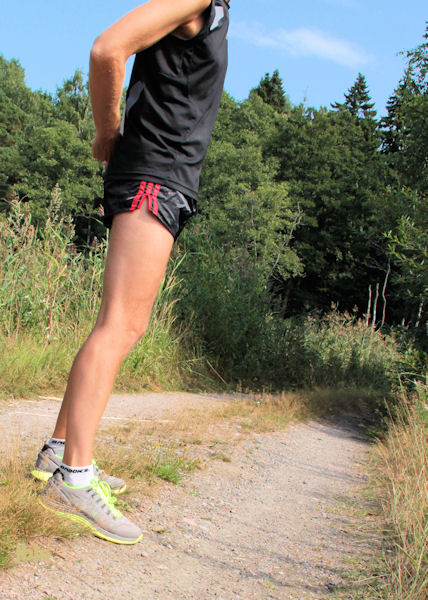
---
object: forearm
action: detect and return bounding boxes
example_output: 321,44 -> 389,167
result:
89,43 -> 125,139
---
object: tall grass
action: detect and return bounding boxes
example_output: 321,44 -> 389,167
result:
266,309 -> 407,395
0,194 -> 202,398
0,190 -> 104,342
0,193 -> 417,403
1,195 -> 425,592
369,384 -> 427,599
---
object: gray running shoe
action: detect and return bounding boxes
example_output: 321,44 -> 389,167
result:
92,458 -> 127,495
31,445 -> 127,494
39,469 -> 143,544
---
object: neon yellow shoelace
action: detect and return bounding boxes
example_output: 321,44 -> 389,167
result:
90,477 -> 122,518
92,458 -> 103,472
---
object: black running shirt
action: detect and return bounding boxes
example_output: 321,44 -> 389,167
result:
105,0 -> 229,200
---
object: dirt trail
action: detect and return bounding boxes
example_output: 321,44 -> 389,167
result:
0,393 -> 371,600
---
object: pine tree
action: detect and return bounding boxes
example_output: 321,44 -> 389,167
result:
379,26 -> 427,333
332,73 -> 378,147
381,25 -> 427,190
331,73 -> 376,119
253,70 -> 289,112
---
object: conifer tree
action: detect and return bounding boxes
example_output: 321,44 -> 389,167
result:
253,69 -> 290,112
331,73 -> 376,119
381,24 -> 427,191
380,25 -> 427,333
331,73 -> 378,145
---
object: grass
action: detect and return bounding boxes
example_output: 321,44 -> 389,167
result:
368,384 -> 427,599
0,440 -> 86,569
1,196 -> 425,591
0,387 -> 317,568
0,198 -> 211,399
261,579 -> 276,590
1,195 -> 419,406
0,386 -> 382,570
210,451 -> 231,462
0,333 -> 83,398
0,429 -> 204,568
331,384 -> 427,600
213,387 -> 381,432
93,431 -> 202,488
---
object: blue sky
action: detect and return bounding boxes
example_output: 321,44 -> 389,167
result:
1,1 -> 426,116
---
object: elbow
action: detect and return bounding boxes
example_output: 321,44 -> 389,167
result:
90,35 -> 123,65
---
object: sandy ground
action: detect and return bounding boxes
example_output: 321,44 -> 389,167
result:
0,392 -> 372,600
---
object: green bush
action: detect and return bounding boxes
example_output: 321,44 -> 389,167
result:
175,240 -> 414,408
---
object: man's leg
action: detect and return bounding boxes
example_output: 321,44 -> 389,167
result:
52,205 -> 174,467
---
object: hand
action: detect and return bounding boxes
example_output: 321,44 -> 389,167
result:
92,130 -> 120,167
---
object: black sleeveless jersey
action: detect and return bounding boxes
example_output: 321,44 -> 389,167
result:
105,0 -> 229,199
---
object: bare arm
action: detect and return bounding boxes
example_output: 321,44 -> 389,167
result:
90,0 -> 211,163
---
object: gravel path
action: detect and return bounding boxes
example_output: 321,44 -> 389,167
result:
0,393 -> 371,599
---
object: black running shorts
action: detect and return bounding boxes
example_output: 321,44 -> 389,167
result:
102,179 -> 197,241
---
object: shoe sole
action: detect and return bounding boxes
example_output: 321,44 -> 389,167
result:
31,470 -> 127,495
31,469 -> 52,483
39,499 -> 143,545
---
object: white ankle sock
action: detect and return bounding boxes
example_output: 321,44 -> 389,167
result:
47,437 -> 65,458
59,462 -> 94,487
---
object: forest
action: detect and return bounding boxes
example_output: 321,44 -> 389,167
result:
0,27 -> 426,396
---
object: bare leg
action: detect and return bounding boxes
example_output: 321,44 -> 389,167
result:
51,206 -> 174,467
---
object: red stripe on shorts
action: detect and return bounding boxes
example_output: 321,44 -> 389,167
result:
151,184 -> 161,216
130,181 -> 147,211
144,182 -> 154,211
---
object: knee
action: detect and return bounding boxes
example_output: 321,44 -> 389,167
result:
120,324 -> 148,352
126,322 -> 149,349
93,318 -> 149,355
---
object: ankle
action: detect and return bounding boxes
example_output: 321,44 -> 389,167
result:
59,462 -> 95,487
63,449 -> 93,468
47,437 -> 65,458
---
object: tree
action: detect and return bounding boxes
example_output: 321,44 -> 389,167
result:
331,72 -> 378,146
379,25 -> 427,331
196,92 -> 302,285
0,56 -> 53,203
332,73 -> 377,119
252,70 -> 290,113
174,92 -> 303,378
53,70 -> 95,142
0,61 -> 104,242
265,99 -> 388,317
381,26 -> 427,193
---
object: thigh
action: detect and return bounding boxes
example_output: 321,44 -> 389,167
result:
97,206 -> 174,328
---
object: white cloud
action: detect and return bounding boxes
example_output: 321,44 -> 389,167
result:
231,23 -> 373,69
